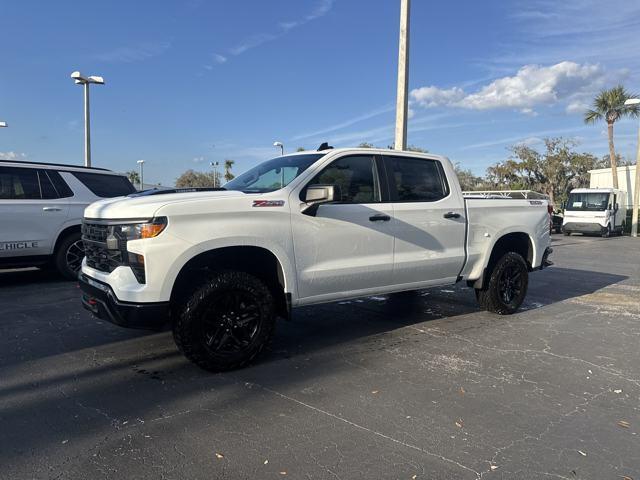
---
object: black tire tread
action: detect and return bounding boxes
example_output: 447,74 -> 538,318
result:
173,270 -> 275,372
475,252 -> 528,315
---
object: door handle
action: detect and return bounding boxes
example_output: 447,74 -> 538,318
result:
369,214 -> 391,222
443,212 -> 461,219
43,207 -> 62,212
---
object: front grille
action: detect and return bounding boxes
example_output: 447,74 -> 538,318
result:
81,222 -> 125,273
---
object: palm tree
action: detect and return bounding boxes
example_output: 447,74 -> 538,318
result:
126,170 -> 140,187
584,85 -> 639,189
223,159 -> 235,182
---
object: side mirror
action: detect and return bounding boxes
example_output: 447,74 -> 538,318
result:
301,184 -> 337,216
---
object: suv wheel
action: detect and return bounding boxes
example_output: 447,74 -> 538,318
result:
475,252 -> 529,315
173,271 -> 276,372
54,232 -> 84,280
601,224 -> 611,238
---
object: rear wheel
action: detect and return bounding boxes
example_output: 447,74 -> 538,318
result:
54,232 -> 84,280
173,271 -> 276,372
563,229 -> 570,236
475,252 -> 528,315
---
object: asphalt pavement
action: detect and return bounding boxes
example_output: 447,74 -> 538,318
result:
1,234 -> 639,479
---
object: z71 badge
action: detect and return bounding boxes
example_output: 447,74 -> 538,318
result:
252,200 -> 285,207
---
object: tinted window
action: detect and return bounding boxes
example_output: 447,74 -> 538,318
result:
38,171 -> 58,199
308,155 -> 380,203
0,167 -> 41,199
71,172 -> 136,198
386,156 -> 449,202
48,171 -> 74,198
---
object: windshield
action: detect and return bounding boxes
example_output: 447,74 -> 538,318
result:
566,192 -> 610,211
224,154 -> 324,193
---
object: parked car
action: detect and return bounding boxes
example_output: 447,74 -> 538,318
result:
562,188 -> 627,237
79,147 -> 552,371
551,210 -> 563,234
0,160 -> 136,279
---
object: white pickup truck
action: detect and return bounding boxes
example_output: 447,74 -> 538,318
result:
79,147 -> 552,371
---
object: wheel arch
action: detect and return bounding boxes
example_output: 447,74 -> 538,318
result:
53,224 -> 82,255
169,245 -> 290,320
469,231 -> 535,290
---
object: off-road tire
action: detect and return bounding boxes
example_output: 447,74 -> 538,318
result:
54,232 -> 84,280
475,252 -> 529,315
173,271 -> 276,372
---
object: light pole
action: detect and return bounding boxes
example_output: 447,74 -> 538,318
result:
210,161 -> 220,188
624,98 -> 640,237
394,0 -> 411,151
273,141 -> 284,156
137,159 -> 145,191
70,71 -> 104,167
0,121 -> 7,128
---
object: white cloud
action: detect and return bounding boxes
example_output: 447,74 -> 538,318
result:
212,53 -> 227,64
411,86 -> 465,108
0,151 -> 28,160
93,41 -> 171,63
211,0 -> 335,66
410,61 -> 613,115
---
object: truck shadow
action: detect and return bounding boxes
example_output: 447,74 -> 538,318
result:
0,266 -> 629,464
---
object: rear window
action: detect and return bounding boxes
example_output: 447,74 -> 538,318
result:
71,172 -> 136,198
384,156 -> 449,202
47,170 -> 74,198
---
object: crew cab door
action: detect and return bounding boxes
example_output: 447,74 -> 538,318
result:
382,154 -> 466,286
0,167 -> 69,258
291,154 -> 394,301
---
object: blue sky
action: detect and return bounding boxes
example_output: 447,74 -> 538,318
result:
1,0 -> 639,185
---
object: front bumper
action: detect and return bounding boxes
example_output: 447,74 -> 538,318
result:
563,222 -> 605,234
79,273 -> 170,330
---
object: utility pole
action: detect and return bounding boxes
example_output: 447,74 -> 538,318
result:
394,0 -> 411,151
632,127 -> 640,237
625,98 -> 640,237
137,159 -> 145,191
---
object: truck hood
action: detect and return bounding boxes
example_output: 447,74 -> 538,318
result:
84,190 -> 247,219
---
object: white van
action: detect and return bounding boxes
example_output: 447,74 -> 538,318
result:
562,188 -> 627,237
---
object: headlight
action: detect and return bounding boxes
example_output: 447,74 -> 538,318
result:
102,217 -> 167,284
119,217 -> 167,241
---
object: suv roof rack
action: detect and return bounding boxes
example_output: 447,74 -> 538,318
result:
0,159 -> 111,171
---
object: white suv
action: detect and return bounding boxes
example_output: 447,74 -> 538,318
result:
0,160 -> 136,279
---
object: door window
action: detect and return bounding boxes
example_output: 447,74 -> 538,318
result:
0,167 -> 41,199
385,156 -> 449,202
306,155 -> 381,203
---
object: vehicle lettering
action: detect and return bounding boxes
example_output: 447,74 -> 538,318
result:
529,200 -> 543,205
0,241 -> 39,251
252,200 -> 285,207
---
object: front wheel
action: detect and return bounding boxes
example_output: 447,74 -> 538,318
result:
601,224 -> 611,238
475,252 -> 529,315
173,271 -> 276,372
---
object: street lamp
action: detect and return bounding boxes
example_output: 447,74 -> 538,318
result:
624,98 -> 640,237
137,159 -> 145,191
0,121 -> 7,128
70,71 -> 104,167
273,141 -> 284,156
210,161 -> 220,188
